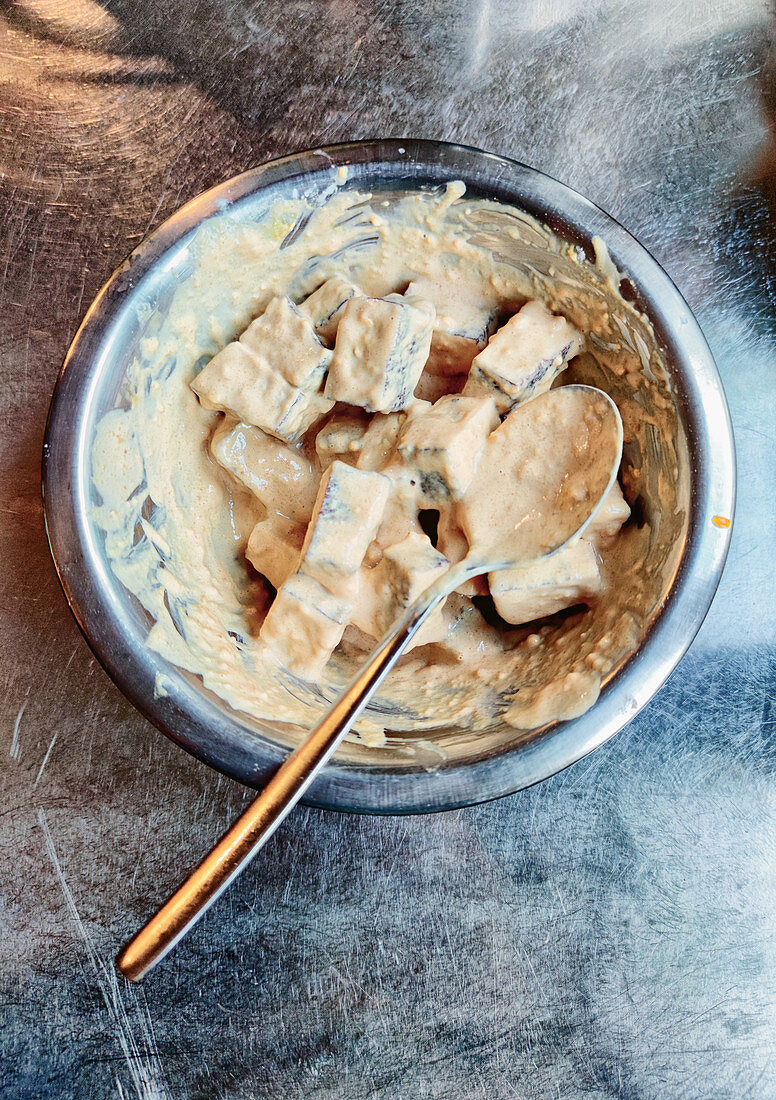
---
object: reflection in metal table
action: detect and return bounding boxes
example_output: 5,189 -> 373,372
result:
1,1 -> 774,1097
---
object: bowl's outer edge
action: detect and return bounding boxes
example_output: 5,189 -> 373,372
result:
42,138 -> 736,814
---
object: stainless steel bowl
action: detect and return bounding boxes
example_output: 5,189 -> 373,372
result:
42,139 -> 735,813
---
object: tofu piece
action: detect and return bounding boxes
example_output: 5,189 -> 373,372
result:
362,404 -> 433,550
376,532 -> 450,633
436,511 -> 486,597
192,295 -> 334,442
410,607 -> 449,650
489,538 -> 602,626
586,481 -> 630,544
246,515 -> 305,589
406,278 -> 497,375
413,368 -> 466,403
350,532 -> 449,649
415,593 -> 505,662
239,295 -> 333,389
436,510 -> 468,566
324,294 -> 435,413
397,394 -> 500,504
355,412 -> 405,472
299,277 -> 364,344
314,411 -> 371,469
259,572 -> 351,678
463,300 -> 583,413
371,464 -> 425,552
426,331 -> 488,376
300,460 -> 391,589
192,342 -> 333,443
356,403 -> 430,473
210,418 -> 320,524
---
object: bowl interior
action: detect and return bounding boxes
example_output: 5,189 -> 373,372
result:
44,141 -> 734,812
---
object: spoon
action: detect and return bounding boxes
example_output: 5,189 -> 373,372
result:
117,385 -> 622,981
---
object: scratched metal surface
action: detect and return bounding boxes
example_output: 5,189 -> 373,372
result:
1,0 -> 775,1096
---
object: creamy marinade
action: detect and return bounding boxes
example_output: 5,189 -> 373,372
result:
91,179 -> 687,749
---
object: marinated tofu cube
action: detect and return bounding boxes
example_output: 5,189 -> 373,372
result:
436,510 -> 468,563
259,572 -> 351,678
413,368 -> 466,403
406,278 -> 497,375
192,341 -> 333,443
416,593 -> 504,662
345,582 -> 379,639
239,295 -> 332,389
463,300 -> 583,413
356,403 -> 430,473
436,511 -> 486,597
300,460 -> 391,589
314,411 -> 371,469
408,606 -> 449,651
324,294 -> 435,413
366,463 -> 425,552
356,412 -> 405,471
211,418 -> 320,524
489,538 -> 602,626
380,532 -> 449,629
246,515 -> 306,589
397,394 -> 500,503
426,331 -> 488,376
362,408 -> 434,549
373,531 -> 449,636
586,481 -> 630,544
350,532 -> 449,648
299,277 -> 364,344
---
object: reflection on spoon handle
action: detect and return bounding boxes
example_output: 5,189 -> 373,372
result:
116,574 -> 454,982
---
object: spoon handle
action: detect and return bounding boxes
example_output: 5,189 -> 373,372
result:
116,577 -> 451,982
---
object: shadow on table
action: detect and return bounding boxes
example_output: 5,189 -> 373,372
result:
2,0 -> 483,131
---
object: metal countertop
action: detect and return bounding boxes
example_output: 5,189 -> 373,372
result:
1,1 -> 775,1096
